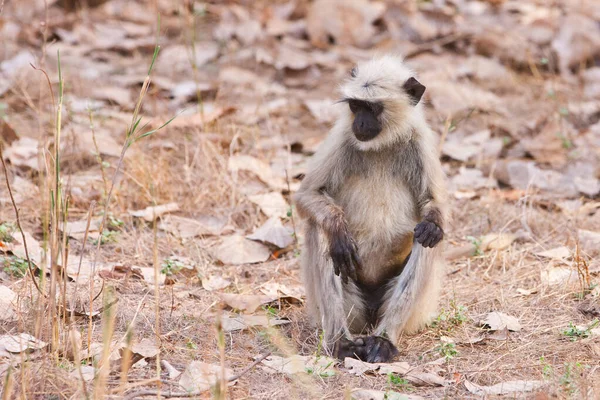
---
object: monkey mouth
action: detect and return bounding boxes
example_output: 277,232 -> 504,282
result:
353,126 -> 382,142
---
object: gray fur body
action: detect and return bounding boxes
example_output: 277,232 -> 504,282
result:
294,55 -> 447,350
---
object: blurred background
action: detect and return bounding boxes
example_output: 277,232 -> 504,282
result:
0,0 -> 599,399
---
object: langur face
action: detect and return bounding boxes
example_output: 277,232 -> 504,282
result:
348,99 -> 384,142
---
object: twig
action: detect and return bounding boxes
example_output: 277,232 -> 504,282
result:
0,142 -> 45,296
122,352 -> 272,400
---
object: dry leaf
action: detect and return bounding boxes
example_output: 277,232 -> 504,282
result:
0,285 -> 17,322
480,312 -> 521,332
540,267 -> 579,287
214,235 -> 271,265
261,354 -> 337,375
220,293 -> 278,313
345,358 -> 411,376
578,229 -> 600,257
130,338 -> 159,359
202,275 -> 231,291
138,266 -> 167,285
481,233 -> 518,251
303,99 -> 339,124
69,366 -> 96,382
228,155 -> 286,190
3,137 -> 39,171
129,203 -> 179,222
516,288 -> 537,296
0,333 -> 47,353
536,246 -> 571,260
179,361 -> 236,392
465,379 -> 545,396
451,167 -> 497,191
306,0 -> 386,49
162,360 -> 181,380
259,282 -> 305,302
351,389 -> 425,400
344,358 -> 448,386
248,192 -> 289,219
159,215 -> 226,238
221,315 -> 290,332
247,217 -> 294,249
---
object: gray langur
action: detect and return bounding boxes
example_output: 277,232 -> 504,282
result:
294,55 -> 448,362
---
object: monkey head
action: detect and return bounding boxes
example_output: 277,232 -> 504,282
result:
340,55 -> 426,151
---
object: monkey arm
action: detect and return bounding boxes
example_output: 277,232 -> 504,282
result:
413,137 -> 448,248
294,157 -> 362,283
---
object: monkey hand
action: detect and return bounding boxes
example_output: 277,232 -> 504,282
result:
329,228 -> 362,284
414,220 -> 443,248
334,336 -> 399,363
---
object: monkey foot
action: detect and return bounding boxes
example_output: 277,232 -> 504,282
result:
335,336 -> 399,363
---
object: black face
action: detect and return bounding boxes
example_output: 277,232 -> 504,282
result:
348,99 -> 383,142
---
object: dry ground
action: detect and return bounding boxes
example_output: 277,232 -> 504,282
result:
1,0 -> 600,399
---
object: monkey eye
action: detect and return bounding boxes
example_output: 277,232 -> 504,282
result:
348,99 -> 360,114
370,102 -> 384,116
350,67 -> 358,78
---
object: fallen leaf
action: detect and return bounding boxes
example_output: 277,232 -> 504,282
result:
138,266 -> 166,285
487,327 -> 509,341
3,137 -> 39,171
464,379 -> 545,396
345,358 -> 410,376
344,358 -> 449,386
214,235 -> 271,265
220,293 -> 278,313
578,229 -> 600,257
306,0 -> 386,49
92,86 -> 132,107
259,282 -> 305,302
248,192 -> 289,219
502,160 -> 578,198
0,333 -> 47,353
202,275 -> 231,291
247,217 -> 294,249
261,354 -> 337,375
162,360 -> 182,380
450,167 -> 497,191
351,389 -> 425,400
0,285 -> 17,322
535,246 -> 571,260
541,267 -> 579,287
551,14 -> 600,76
480,312 -> 521,332
221,315 -> 290,332
179,361 -> 236,392
303,99 -> 339,124
516,288 -> 537,296
82,342 -> 124,362
159,215 -> 226,238
70,366 -> 96,382
129,203 -> 179,222
481,233 -> 518,251
228,155 -> 286,190
130,338 -> 159,359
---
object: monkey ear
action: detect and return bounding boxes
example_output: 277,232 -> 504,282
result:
403,77 -> 426,106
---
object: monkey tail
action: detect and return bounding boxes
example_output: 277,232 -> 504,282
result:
375,242 -> 443,341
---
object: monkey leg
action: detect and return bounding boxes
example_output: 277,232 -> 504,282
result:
374,244 -> 444,343
301,227 -> 367,353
